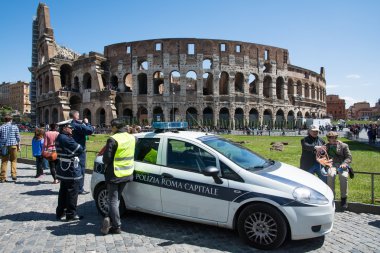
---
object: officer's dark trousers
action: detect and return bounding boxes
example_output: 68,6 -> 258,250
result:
107,182 -> 127,228
56,179 -> 80,219
78,152 -> 86,193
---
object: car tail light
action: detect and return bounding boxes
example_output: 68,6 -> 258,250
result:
97,145 -> 106,156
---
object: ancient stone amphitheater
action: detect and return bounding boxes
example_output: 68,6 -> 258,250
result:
32,3 -> 326,129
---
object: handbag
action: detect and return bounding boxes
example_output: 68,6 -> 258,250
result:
42,149 -> 57,161
348,166 -> 354,179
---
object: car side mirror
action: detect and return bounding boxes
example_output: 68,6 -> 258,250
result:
203,166 -> 223,184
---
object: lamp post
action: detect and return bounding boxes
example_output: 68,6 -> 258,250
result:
172,86 -> 175,121
295,94 -> 303,134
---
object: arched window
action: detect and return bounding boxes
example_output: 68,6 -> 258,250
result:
203,107 -> 213,127
203,73 -> 213,95
153,107 -> 164,122
60,64 -> 72,89
263,109 -> 272,127
124,73 -> 133,92
52,108 -> 59,123
153,71 -> 164,95
276,77 -> 284,99
73,76 -> 79,92
111,75 -> 118,91
186,107 -> 198,127
219,108 -> 230,128
123,108 -> 133,124
138,73 -> 147,95
234,72 -> 244,93
249,108 -> 259,128
263,76 -> 272,98
234,108 -> 244,129
69,95 -> 81,112
186,71 -> 197,91
275,109 -> 285,129
202,59 -> 212,69
98,108 -> 106,126
170,71 -> 180,92
248,74 -> 258,95
219,72 -> 229,95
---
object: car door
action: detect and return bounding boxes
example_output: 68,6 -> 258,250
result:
124,137 -> 162,212
160,137 -> 230,223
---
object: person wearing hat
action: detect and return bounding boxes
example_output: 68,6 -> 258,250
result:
0,115 -> 21,183
324,131 -> 352,209
300,125 -> 326,183
55,122 -> 85,221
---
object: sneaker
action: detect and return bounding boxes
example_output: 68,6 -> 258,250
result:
109,227 -> 121,234
101,217 -> 111,235
79,190 -> 90,195
56,214 -> 65,221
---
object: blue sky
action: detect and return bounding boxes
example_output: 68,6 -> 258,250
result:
1,0 -> 379,107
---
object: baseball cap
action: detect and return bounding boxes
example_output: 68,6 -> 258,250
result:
308,125 -> 319,131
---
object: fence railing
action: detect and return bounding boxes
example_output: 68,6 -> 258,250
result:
17,144 -> 379,204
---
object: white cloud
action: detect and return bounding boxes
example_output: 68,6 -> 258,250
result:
341,96 -> 358,107
346,74 -> 360,79
327,84 -> 339,89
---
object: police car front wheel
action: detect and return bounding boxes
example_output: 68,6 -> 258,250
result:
237,203 -> 287,250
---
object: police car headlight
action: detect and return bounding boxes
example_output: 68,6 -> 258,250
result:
292,187 -> 329,205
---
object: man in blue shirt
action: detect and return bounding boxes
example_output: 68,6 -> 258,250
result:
69,110 -> 94,194
0,115 -> 21,182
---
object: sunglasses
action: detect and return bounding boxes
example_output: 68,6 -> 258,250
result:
327,136 -> 337,139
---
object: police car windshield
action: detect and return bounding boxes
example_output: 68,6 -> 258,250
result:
199,136 -> 269,171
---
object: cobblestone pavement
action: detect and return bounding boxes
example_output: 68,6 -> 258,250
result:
1,164 -> 380,253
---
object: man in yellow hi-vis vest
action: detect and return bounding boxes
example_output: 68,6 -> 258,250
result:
101,119 -> 135,235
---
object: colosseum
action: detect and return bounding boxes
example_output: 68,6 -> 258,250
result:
31,3 -> 326,130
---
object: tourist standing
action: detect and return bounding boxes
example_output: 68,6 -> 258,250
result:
101,119 -> 135,235
32,128 -> 45,178
0,115 -> 20,183
44,123 -> 60,184
70,110 -> 94,194
300,125 -> 326,183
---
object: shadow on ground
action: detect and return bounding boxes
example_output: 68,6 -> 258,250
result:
20,189 -> 58,196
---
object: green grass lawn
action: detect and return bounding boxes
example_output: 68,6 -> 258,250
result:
20,133 -> 380,204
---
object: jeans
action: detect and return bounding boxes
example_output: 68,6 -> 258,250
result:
107,182 -> 127,228
35,155 -> 44,176
307,162 -> 327,183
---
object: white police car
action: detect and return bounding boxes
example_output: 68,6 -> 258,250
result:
91,122 -> 334,250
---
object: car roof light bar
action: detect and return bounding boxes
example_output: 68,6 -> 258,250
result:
152,122 -> 188,133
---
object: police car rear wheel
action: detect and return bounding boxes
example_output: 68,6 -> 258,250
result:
95,184 -> 109,217
237,203 -> 287,250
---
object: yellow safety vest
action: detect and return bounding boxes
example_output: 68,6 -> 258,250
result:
111,132 -> 135,177
143,148 -> 157,164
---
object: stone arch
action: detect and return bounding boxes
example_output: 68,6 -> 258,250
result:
137,107 -> 148,125
83,108 -> 92,124
203,72 -> 213,95
234,108 -> 244,129
169,107 -> 179,121
248,73 -> 258,95
305,111 -> 311,118
138,73 -> 147,95
288,78 -> 294,97
97,108 -> 106,127
219,72 -> 229,95
122,108 -> 133,124
153,106 -> 164,122
275,109 -> 285,129
153,71 -> 164,95
51,108 -> 59,123
115,95 -> 123,117
249,108 -> 259,128
263,76 -> 272,98
276,77 -> 285,99
311,84 -> 315,100
202,59 -> 212,69
234,72 -> 244,93
69,95 -> 81,112
123,73 -> 133,92
297,80 -> 302,96
111,75 -> 118,91
83,72 -> 92,90
60,64 -> 72,89
304,83 -> 310,98
297,111 -> 303,128
73,76 -> 79,91
219,107 -> 230,128
170,71 -> 181,92
263,109 -> 273,127
287,110 -> 295,129
186,107 -> 198,128
203,107 -> 213,127
186,71 -> 197,91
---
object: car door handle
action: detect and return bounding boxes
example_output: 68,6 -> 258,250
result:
161,173 -> 174,179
